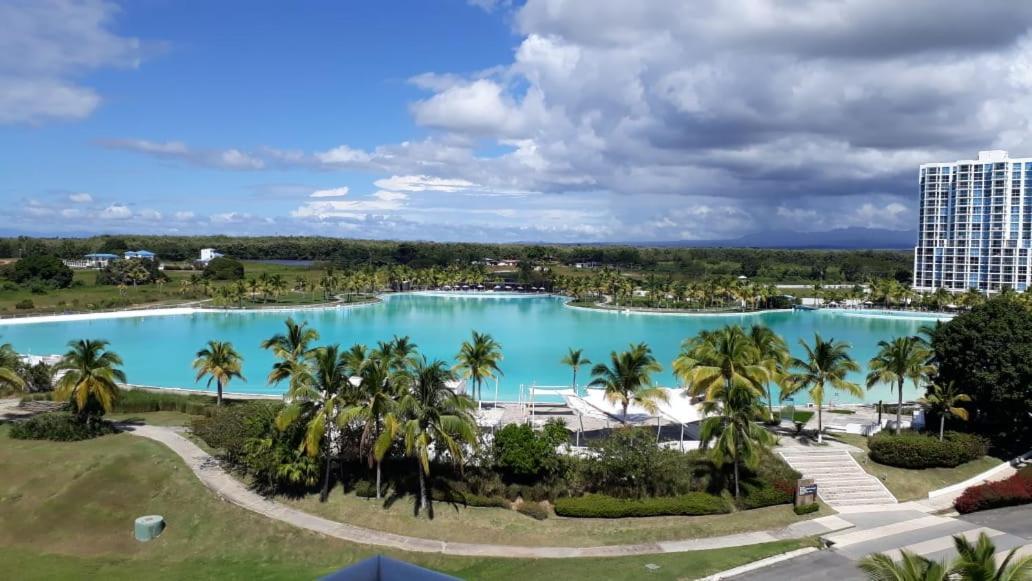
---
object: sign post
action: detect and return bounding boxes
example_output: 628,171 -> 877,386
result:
796,478 -> 818,507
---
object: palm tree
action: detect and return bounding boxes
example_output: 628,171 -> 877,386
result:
53,339 -> 126,423
589,342 -> 668,422
699,382 -> 776,498
748,325 -> 790,422
919,381 -> 971,441
866,336 -> 932,435
340,356 -> 396,500
951,532 -> 1032,580
673,326 -> 768,401
192,340 -> 245,406
275,345 -> 351,502
454,331 -> 503,404
783,334 -> 862,444
378,357 -> 477,516
858,550 -> 948,581
560,347 -> 591,393
261,317 -> 319,391
858,532 -> 1031,581
0,343 -> 26,392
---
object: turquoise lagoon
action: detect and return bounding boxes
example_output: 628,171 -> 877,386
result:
0,294 -> 947,403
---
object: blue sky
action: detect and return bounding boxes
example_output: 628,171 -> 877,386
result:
4,1 -> 1032,241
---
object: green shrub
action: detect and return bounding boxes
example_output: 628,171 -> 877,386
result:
15,299 -> 34,310
516,501 -> 550,520
793,503 -> 820,515
9,412 -> 117,441
191,401 -> 278,463
432,489 -> 510,508
202,256 -> 245,281
493,420 -> 567,481
8,254 -> 73,289
354,480 -> 379,498
114,389 -> 215,416
553,493 -> 729,518
869,430 -> 988,468
738,480 -> 794,509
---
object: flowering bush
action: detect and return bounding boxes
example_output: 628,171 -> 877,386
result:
954,466 -> 1032,514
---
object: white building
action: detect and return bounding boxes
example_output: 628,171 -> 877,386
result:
199,248 -> 224,263
914,150 -> 1032,293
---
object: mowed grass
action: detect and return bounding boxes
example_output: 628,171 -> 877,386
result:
0,424 -> 817,580
0,261 -> 327,314
287,488 -> 817,547
830,433 -> 1004,501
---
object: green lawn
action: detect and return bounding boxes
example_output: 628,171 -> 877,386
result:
287,488 -> 817,547
0,261 -> 332,315
0,423 -> 817,580
829,433 -> 1004,501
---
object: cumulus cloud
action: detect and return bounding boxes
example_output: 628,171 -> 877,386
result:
68,192 -> 93,203
0,0 -> 144,123
99,204 -> 131,220
292,190 -> 409,220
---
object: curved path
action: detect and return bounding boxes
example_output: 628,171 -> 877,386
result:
124,424 -> 846,559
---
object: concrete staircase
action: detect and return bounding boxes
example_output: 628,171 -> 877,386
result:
778,447 -> 897,508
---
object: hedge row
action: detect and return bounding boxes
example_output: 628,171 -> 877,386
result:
737,480 -> 794,510
793,503 -> 820,516
868,431 -> 988,469
111,389 -> 216,416
431,489 -> 511,509
954,467 -> 1032,514
9,412 -> 118,441
553,493 -> 730,518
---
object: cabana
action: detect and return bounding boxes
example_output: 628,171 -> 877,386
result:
564,388 -> 704,451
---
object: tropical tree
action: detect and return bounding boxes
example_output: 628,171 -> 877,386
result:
858,550 -> 948,581
748,325 -> 790,422
0,342 -> 26,392
340,355 -> 396,500
858,532 -> 1032,581
560,347 -> 591,393
589,342 -> 668,422
866,336 -> 932,435
699,382 -> 776,498
783,334 -> 862,443
53,339 -> 126,424
274,345 -> 351,502
920,381 -> 971,441
378,357 -> 477,516
950,532 -> 1032,580
261,317 -> 319,391
192,340 -> 245,406
455,331 -> 503,404
673,326 -> 767,402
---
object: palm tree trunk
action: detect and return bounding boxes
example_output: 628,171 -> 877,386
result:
766,383 -> 774,422
733,448 -> 741,499
817,404 -> 823,444
216,379 -> 223,407
896,379 -> 903,435
939,414 -> 945,441
417,460 -> 428,516
376,461 -> 382,500
320,450 -> 332,502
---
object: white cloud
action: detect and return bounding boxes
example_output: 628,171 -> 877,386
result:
99,204 -> 131,220
100,139 -> 266,170
137,209 -> 163,221
68,192 -> 93,203
173,211 -> 195,221
218,149 -> 265,170
310,186 -> 350,198
0,0 -> 144,123
292,190 -> 408,220
373,175 -> 477,192
315,145 -> 372,165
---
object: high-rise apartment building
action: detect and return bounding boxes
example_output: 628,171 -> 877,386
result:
914,150 -> 1032,293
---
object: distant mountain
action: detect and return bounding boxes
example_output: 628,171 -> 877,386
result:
644,227 -> 917,250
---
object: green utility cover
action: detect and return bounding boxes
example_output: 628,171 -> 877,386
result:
134,515 -> 165,542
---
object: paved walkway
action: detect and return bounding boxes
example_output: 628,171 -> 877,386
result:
123,424 -> 850,559
778,445 -> 897,507
727,505 -> 1032,580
